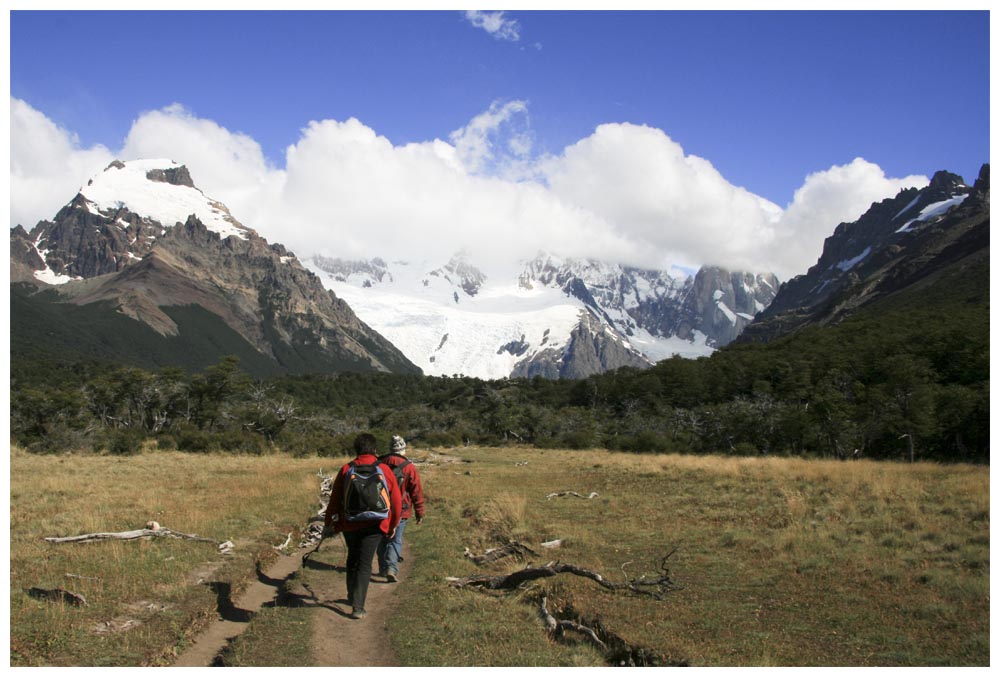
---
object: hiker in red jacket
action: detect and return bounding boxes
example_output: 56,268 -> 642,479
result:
377,435 -> 425,582
324,432 -> 401,620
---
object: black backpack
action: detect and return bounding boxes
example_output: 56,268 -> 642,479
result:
342,462 -> 391,522
379,453 -> 412,509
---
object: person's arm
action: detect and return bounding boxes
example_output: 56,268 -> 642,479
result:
323,466 -> 346,534
407,465 -> 425,524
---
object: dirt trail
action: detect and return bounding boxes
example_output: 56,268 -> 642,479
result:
301,535 -> 414,666
172,535 -> 413,666
173,548 -> 308,666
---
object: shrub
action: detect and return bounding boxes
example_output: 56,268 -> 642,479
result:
107,428 -> 145,456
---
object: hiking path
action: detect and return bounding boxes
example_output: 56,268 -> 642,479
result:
173,535 -> 413,666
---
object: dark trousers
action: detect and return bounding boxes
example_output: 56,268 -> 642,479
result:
343,525 -> 383,611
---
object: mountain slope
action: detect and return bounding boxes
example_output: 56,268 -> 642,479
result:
10,159 -> 420,376
740,164 -> 989,343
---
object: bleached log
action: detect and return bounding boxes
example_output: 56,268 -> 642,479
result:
273,532 -> 293,551
545,491 -> 599,500
540,539 -> 563,549
44,527 -> 224,548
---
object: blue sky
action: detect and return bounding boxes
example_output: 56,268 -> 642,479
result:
8,8 -> 992,278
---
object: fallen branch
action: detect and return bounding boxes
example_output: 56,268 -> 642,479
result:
463,541 -> 539,565
546,491 -> 599,500
540,539 -> 563,549
540,594 -> 606,650
447,553 -> 678,599
273,532 -> 293,551
44,526 -> 233,554
64,573 -> 100,582
539,592 -> 683,666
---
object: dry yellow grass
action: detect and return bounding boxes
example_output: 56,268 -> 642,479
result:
9,444 -> 990,666
391,446 -> 989,666
9,446 -> 343,666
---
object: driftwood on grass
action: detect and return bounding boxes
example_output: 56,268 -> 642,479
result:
545,491 -> 599,500
447,551 -> 678,599
539,594 -> 606,649
44,526 -> 234,554
540,539 -> 563,549
463,541 -> 539,565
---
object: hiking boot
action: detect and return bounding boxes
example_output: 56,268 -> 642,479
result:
386,571 -> 398,582
350,608 -> 367,620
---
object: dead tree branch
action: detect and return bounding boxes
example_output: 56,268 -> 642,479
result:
447,553 -> 678,599
546,491 -> 599,500
44,526 -> 233,554
463,541 -> 539,565
539,594 -> 606,649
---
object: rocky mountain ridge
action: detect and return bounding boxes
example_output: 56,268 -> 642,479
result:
740,164 -> 989,342
10,159 -> 419,376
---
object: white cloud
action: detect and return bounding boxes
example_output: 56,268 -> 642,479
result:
772,158 -> 929,276
464,10 -> 520,42
539,123 -> 783,273
120,103 -> 278,213
448,99 -> 533,178
537,123 -> 929,278
10,97 -> 929,282
9,97 -> 114,229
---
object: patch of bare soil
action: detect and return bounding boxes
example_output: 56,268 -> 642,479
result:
173,550 -> 306,667
172,535 -> 414,667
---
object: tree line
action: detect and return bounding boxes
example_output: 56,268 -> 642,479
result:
10,274 -> 988,463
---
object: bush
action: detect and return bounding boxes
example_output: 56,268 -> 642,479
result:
171,423 -> 212,453
107,428 -> 145,456
277,430 -> 351,458
417,430 -> 465,448
609,430 -> 669,453
214,430 -> 269,455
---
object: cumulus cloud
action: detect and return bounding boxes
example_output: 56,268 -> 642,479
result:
9,97 -> 114,229
120,103 -> 278,211
267,116 -> 633,272
449,99 -> 533,178
10,96 -> 930,281
773,158 -> 929,275
464,10 -> 520,42
537,124 -> 929,278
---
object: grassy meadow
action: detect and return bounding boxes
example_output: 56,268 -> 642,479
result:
9,446 -> 326,666
9,444 -> 990,666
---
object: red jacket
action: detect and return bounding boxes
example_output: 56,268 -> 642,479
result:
324,454 -> 401,535
379,453 -> 425,521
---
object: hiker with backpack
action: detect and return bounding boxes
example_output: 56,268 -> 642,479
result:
377,435 -> 425,582
323,432 -> 401,620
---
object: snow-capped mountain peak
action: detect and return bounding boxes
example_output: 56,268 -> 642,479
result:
307,251 -> 778,379
79,159 -> 251,241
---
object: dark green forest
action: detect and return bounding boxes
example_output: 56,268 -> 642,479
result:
9,255 -> 989,463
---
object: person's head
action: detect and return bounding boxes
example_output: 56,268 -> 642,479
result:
353,433 -> 377,456
390,435 -> 407,456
